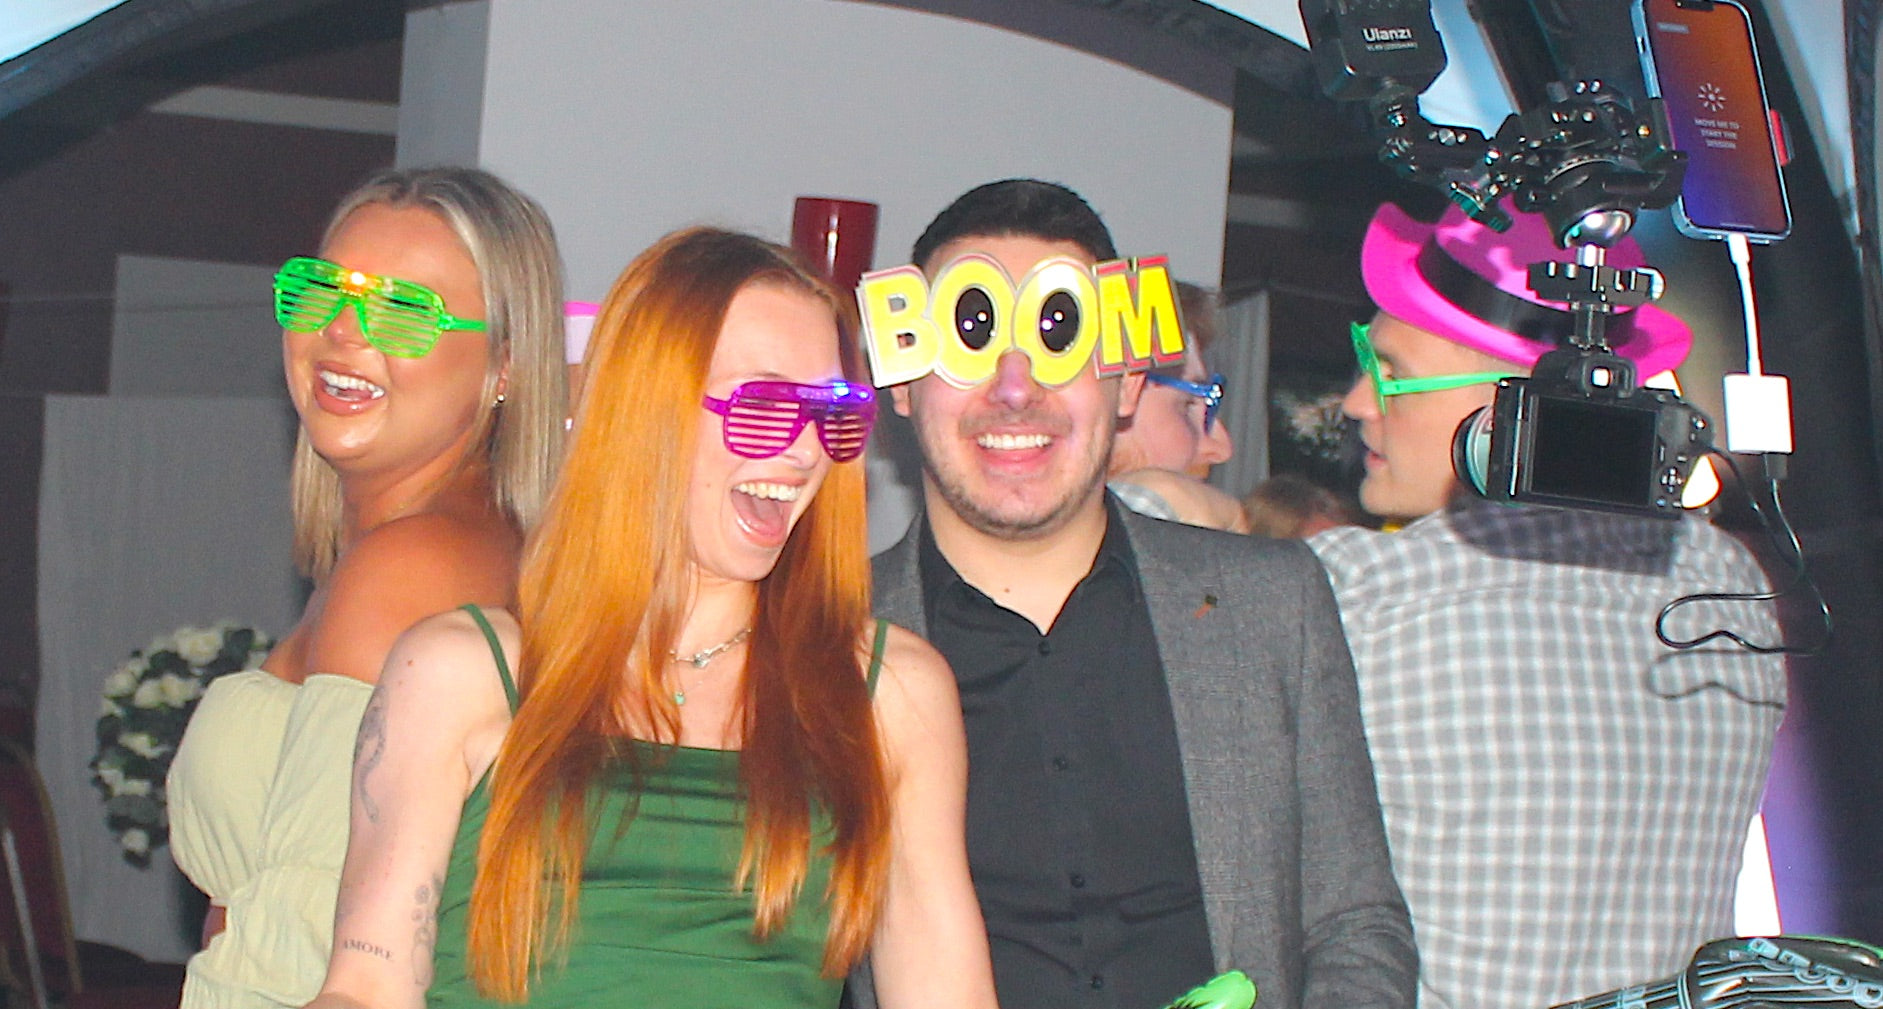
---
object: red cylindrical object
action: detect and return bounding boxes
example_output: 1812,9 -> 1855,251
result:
791,196 -> 880,292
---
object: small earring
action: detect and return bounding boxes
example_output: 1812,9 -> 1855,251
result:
494,392 -> 507,406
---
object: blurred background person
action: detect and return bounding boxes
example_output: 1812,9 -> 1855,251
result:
167,166 -> 567,1009
1116,467 -> 1253,533
1109,281 -> 1247,532
1242,474 -> 1360,539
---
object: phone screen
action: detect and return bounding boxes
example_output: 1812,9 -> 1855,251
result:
1637,0 -> 1790,239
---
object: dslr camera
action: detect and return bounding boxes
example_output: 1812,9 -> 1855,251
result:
1454,347 -> 1713,518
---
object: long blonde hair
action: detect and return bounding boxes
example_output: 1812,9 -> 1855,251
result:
466,228 -> 889,1000
288,166 -> 567,577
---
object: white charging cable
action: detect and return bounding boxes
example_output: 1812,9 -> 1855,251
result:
1721,232 -> 1794,454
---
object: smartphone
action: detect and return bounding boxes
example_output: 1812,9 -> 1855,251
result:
1633,0 -> 1791,242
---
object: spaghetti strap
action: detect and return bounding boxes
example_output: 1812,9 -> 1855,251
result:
866,618 -> 888,696
460,603 -> 519,714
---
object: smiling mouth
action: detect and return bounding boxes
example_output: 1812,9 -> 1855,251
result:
318,368 -> 385,401
734,481 -> 802,503
977,432 -> 1052,450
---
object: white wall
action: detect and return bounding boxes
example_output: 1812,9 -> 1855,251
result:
470,0 -> 1234,305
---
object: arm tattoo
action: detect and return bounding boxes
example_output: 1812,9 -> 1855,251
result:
352,688 -> 389,824
342,938 -> 395,962
411,873 -> 444,987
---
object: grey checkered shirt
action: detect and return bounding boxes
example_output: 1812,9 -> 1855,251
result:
1310,500 -> 1786,1009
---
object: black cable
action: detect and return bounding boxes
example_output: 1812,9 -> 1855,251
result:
1654,451 -> 1832,655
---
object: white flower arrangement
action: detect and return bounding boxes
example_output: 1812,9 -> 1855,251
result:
90,622 -> 271,866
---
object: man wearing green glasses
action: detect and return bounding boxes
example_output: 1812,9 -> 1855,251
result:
1307,201 -> 1787,1009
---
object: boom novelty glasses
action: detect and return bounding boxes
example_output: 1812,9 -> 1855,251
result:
273,256 -> 487,358
1145,371 -> 1227,433
701,380 -> 877,462
1350,321 -> 1514,413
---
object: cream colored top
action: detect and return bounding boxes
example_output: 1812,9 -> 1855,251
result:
170,673 -> 375,1009
170,669 -> 296,902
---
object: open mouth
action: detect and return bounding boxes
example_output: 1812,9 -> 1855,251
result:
730,480 -> 803,546
317,368 -> 385,402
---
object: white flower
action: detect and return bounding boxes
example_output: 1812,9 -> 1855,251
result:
100,697 -> 124,719
121,828 -> 150,857
131,679 -> 165,709
114,777 -> 152,798
96,765 -> 125,791
119,732 -> 168,759
103,661 -> 142,699
173,627 -> 223,666
156,673 -> 200,707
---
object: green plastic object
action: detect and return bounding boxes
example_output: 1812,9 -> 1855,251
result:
1161,970 -> 1258,1009
273,256 -> 486,358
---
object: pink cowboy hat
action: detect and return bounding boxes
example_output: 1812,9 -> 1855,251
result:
1361,201 -> 1692,375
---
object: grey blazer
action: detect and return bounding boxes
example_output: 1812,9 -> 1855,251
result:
856,506 -> 1415,1009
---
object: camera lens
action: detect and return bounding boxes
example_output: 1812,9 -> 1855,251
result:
1452,406 -> 1495,495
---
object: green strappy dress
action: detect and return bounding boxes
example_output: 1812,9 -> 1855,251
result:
425,606 -> 886,1007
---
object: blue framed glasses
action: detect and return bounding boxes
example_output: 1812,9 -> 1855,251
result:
1145,371 -> 1226,433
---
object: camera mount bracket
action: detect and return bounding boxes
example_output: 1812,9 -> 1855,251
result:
1528,245 -> 1667,356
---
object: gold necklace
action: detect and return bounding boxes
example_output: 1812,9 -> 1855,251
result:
669,626 -> 751,705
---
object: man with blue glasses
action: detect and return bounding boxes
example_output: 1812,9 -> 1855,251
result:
1108,282 -> 1248,532
1308,199 -> 1786,1009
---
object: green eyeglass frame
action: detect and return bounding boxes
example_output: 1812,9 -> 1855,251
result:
1349,321 -> 1514,413
273,256 -> 486,358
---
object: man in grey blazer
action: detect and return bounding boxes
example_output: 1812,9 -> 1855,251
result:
856,179 -> 1414,1009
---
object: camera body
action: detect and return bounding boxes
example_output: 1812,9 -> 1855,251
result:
1455,348 -> 1713,518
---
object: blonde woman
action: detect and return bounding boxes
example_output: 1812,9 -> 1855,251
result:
168,166 -> 566,1008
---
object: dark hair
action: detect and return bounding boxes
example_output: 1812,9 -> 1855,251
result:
911,178 -> 1117,268
1149,280 -> 1224,381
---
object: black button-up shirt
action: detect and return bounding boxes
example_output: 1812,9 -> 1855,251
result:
918,499 -> 1215,1009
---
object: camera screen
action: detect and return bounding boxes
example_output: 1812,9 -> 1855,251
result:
1524,395 -> 1659,507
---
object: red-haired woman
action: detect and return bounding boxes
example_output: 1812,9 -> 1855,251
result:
306,228 -> 997,1008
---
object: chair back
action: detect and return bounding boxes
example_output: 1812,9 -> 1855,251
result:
0,738 -> 85,1005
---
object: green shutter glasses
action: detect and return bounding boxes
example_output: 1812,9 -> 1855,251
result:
1349,321 -> 1514,413
273,256 -> 486,358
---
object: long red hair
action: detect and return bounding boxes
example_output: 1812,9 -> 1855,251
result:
465,228 -> 889,1000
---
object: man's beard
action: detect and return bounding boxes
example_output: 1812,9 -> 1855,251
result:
917,423 -> 1115,542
